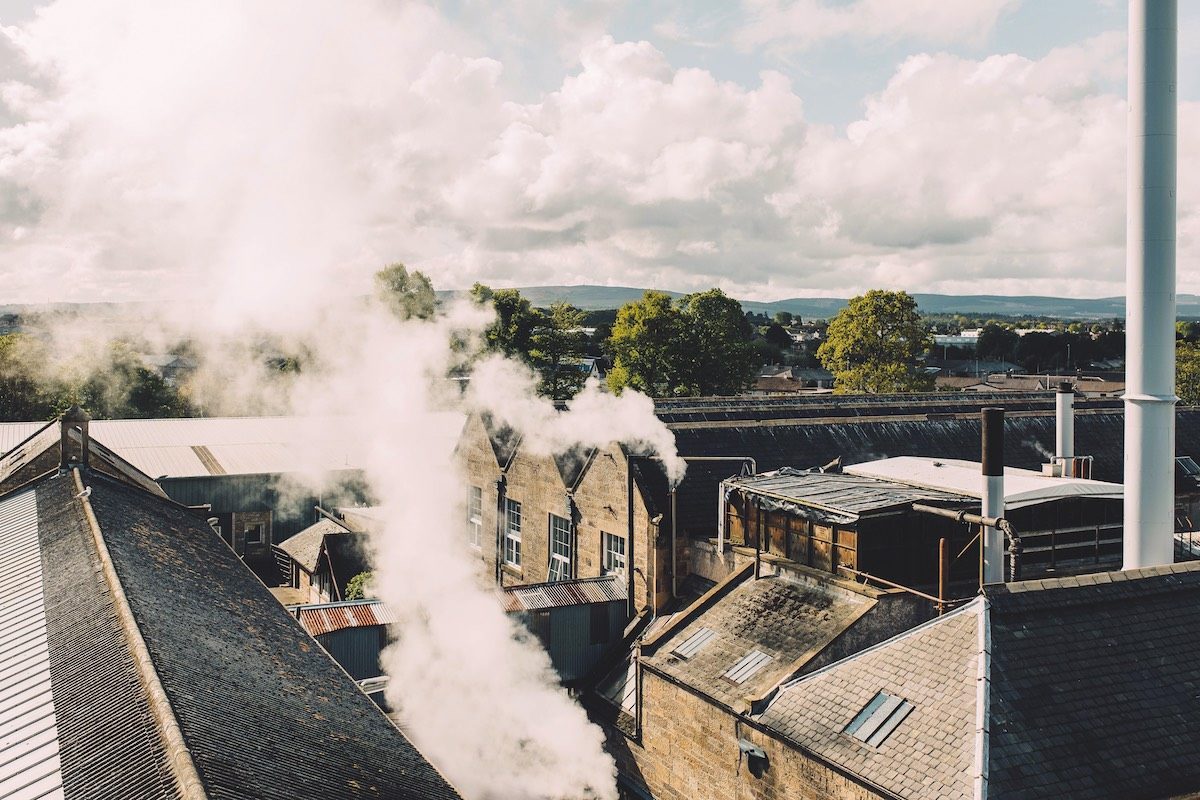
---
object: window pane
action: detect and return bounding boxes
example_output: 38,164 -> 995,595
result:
549,514 -> 572,581
504,498 -> 522,566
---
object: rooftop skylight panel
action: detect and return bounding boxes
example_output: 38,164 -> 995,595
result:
722,649 -> 773,684
844,691 -> 914,747
671,627 -> 716,659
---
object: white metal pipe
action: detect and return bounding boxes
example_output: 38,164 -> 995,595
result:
1124,0 -> 1177,570
1055,382 -> 1075,461
981,408 -> 1005,584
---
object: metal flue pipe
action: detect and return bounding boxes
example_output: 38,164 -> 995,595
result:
981,408 -> 1005,584
1055,381 -> 1075,463
1124,0 -> 1177,570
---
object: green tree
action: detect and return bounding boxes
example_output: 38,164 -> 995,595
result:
0,334 -> 55,421
471,284 -> 539,362
529,303 -> 589,400
764,322 -> 794,350
374,262 -> 436,320
817,290 -> 934,394
607,291 -> 683,395
773,311 -> 794,326
345,571 -> 374,600
976,322 -> 1019,362
607,289 -> 756,396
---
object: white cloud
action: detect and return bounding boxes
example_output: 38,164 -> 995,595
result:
736,0 -> 1021,52
0,3 -> 1196,305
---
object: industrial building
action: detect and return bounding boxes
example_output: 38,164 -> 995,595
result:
0,410 -> 460,799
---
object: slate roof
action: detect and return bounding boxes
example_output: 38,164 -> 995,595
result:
278,516 -> 350,572
758,563 -> 1200,800
643,565 -> 880,711
0,435 -> 462,799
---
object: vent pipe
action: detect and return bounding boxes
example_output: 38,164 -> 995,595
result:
59,405 -> 90,472
1124,0 -> 1177,570
981,408 -> 1005,584
1055,381 -> 1075,463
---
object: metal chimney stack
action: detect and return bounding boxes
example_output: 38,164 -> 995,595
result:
1056,381 -> 1075,467
1124,0 -> 1177,570
982,407 -> 1005,584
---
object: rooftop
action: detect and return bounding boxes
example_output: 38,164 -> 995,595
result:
502,575 -> 625,613
293,599 -> 398,637
844,456 -> 1124,510
758,562 -> 1200,800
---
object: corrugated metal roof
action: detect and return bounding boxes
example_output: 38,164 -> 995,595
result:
844,457 -> 1124,510
725,468 -> 972,520
294,600 -> 398,637
502,575 -> 625,612
0,488 -> 65,800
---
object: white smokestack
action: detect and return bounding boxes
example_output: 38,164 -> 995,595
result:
1055,381 -> 1075,463
982,407 -> 1005,584
1123,0 -> 1177,570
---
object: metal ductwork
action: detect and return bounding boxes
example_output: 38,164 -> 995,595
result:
981,407 -> 1005,584
1124,0 -> 1177,570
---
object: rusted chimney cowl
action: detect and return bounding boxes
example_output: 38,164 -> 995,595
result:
59,405 -> 91,472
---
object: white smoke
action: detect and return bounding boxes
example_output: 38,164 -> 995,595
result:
1,2 -> 683,797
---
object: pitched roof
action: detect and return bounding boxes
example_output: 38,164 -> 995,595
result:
278,516 -> 350,572
321,531 -> 373,600
759,563 -> 1200,800
294,599 -> 398,637
642,565 -> 882,711
0,437 -> 461,799
502,575 -> 625,612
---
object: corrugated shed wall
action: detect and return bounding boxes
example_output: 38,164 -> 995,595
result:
531,600 -> 627,683
315,627 -> 385,680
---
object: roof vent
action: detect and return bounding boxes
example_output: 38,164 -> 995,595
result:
844,691 -> 914,747
59,405 -> 90,472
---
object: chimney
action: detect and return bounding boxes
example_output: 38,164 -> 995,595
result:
981,407 -> 1005,584
59,405 -> 91,471
1056,381 -> 1075,470
1124,0 -> 1177,570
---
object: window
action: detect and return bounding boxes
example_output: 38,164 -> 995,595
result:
245,523 -> 264,545
844,691 -> 915,748
672,627 -> 716,659
722,650 -> 774,685
504,498 -> 522,567
548,514 -> 573,581
467,486 -> 482,548
602,532 -> 626,576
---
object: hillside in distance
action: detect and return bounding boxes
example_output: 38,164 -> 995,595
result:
445,285 -> 1200,320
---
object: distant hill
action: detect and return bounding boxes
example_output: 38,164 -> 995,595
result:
441,285 -> 1200,321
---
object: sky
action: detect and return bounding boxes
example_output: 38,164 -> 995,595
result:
0,0 -> 1197,306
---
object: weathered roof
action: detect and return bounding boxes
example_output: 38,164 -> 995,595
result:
759,563 -> 1200,800
279,516 -> 350,572
294,599 -> 398,637
502,575 -> 625,612
724,467 -> 972,522
844,456 -> 1124,510
0,435 -> 462,799
0,416 -> 369,478
321,531 -> 373,600
643,566 -> 879,711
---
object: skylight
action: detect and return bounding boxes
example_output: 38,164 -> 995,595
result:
844,691 -> 914,747
722,650 -> 773,684
672,627 -> 716,659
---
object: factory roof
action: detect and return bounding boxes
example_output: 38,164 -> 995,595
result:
293,599 -> 398,637
758,562 -> 1200,800
844,456 -> 1124,510
0,416 -> 367,478
641,563 -> 884,712
723,467 -> 973,523
0,432 -> 461,799
502,575 -> 626,612
278,516 -> 350,572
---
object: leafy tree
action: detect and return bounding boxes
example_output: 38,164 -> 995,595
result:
374,262 -> 436,320
607,289 -> 756,396
976,322 -> 1019,362
0,334 -> 56,421
607,291 -> 683,395
345,571 -> 374,601
817,290 -> 934,393
529,303 -> 589,400
773,311 -> 794,326
764,323 -> 794,350
471,283 -> 539,362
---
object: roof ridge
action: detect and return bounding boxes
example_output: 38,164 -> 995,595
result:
71,468 -> 208,800
974,595 -> 991,800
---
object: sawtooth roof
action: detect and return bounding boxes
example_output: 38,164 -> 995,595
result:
0,434 -> 461,799
759,562 -> 1200,800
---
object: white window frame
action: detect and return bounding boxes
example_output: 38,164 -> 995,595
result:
602,532 -> 626,577
504,498 -> 522,567
548,514 -> 573,582
467,486 -> 482,548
